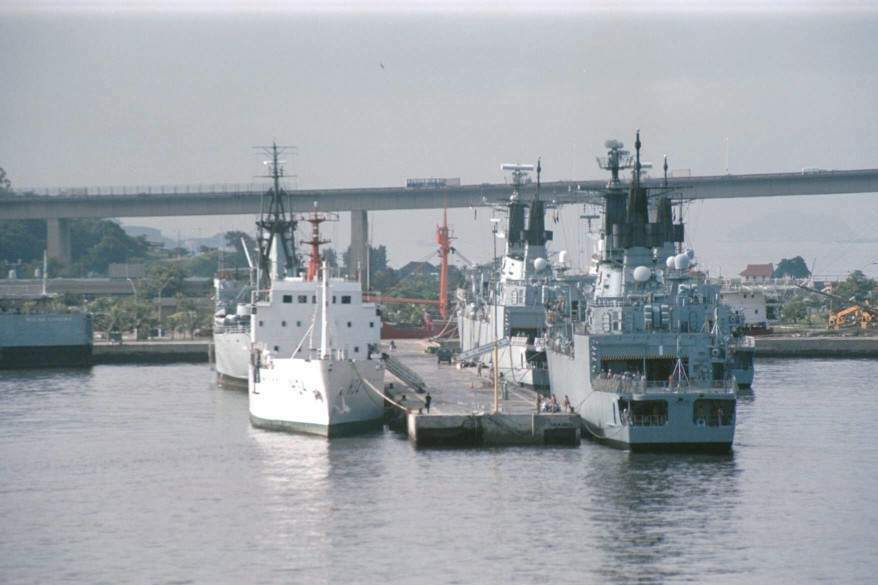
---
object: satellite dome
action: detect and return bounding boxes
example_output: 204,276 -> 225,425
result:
533,257 -> 548,272
665,256 -> 676,269
633,266 -> 651,283
674,253 -> 691,270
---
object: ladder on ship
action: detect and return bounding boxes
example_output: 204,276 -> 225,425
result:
457,338 -> 511,363
383,354 -> 428,394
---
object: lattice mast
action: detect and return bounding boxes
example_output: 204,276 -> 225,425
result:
255,142 -> 298,288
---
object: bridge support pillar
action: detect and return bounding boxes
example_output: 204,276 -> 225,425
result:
46,218 -> 72,265
350,210 -> 368,290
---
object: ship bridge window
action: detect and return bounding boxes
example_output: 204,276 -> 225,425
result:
283,294 -> 293,303
693,399 -> 734,426
297,295 -> 308,303
341,295 -> 352,304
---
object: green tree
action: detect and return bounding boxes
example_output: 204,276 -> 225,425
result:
142,263 -> 188,299
782,298 -> 808,323
834,270 -> 876,303
0,166 -> 11,193
773,256 -> 811,279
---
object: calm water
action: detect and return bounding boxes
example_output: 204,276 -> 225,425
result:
1,360 -> 877,584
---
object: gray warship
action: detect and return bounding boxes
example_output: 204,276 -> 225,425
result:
545,132 -> 755,451
457,162 -> 557,388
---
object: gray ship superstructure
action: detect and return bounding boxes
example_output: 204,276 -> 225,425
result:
457,163 -> 556,388
546,133 -> 754,451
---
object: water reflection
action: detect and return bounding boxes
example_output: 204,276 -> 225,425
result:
585,450 -> 741,583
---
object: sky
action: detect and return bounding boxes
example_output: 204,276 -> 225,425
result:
1,3 -> 877,278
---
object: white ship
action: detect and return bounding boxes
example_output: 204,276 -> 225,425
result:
247,144 -> 385,437
249,265 -> 385,436
213,277 -> 251,388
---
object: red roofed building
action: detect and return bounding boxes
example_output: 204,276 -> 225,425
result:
740,263 -> 774,283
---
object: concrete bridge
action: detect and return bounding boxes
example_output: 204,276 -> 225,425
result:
3,168 -> 878,271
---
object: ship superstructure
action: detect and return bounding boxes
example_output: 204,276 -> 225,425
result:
545,132 -> 755,451
457,162 -> 559,388
246,144 -> 385,436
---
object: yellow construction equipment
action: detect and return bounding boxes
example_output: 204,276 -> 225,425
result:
828,304 -> 875,330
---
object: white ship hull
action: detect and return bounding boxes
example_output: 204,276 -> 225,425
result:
547,346 -> 735,451
214,329 -> 250,387
249,357 -> 385,437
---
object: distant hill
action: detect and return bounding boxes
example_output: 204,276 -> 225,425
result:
122,226 -> 229,251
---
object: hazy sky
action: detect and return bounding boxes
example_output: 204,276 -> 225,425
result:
1,4 -> 877,277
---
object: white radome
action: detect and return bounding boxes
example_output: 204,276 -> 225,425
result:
666,256 -> 676,269
633,265 -> 651,282
533,257 -> 548,271
674,254 -> 691,270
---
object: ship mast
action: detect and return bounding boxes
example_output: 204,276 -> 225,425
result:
436,204 -> 453,320
254,142 -> 298,288
299,204 -> 337,282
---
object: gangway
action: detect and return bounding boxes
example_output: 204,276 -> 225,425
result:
383,353 -> 428,394
457,338 -> 511,363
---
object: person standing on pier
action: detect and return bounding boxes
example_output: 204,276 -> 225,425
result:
425,392 -> 432,414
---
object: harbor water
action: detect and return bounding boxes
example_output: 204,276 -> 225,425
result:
2,359 -> 877,584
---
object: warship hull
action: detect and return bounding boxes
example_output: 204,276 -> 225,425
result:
458,308 -> 548,388
547,336 -> 736,452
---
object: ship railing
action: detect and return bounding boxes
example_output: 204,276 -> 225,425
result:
214,323 -> 250,335
627,414 -> 668,427
592,377 -> 734,394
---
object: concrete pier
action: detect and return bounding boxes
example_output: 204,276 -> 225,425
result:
385,339 -> 581,447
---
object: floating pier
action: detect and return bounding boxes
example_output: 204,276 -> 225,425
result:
384,340 -> 581,448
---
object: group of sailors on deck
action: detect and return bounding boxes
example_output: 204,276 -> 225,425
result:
536,393 -> 573,414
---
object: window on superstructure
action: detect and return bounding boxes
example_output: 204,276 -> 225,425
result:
282,294 -> 293,303
258,320 -> 264,327
312,295 -> 317,303
273,345 -> 279,352
297,295 -> 307,303
281,321 -> 286,327
341,295 -> 352,304
347,321 -> 352,328
296,321 -> 302,327
369,321 -> 374,328
354,346 -> 359,353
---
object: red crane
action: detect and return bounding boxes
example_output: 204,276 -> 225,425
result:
435,207 -> 453,320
